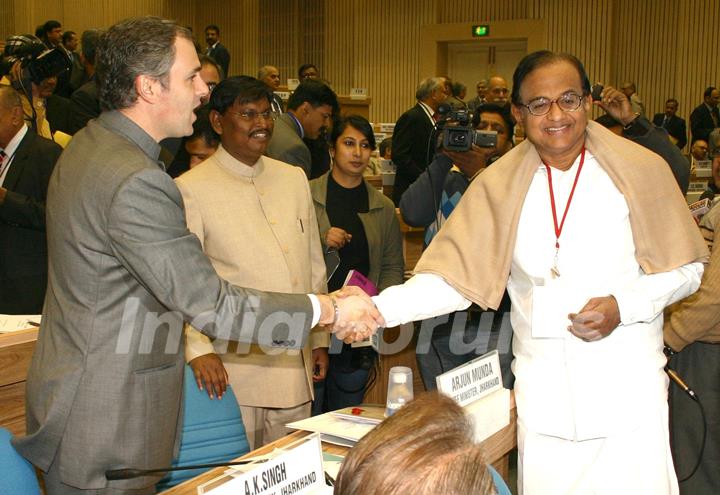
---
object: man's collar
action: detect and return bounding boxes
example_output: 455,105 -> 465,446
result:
2,124 -> 28,158
98,110 -> 162,164
286,112 -> 305,139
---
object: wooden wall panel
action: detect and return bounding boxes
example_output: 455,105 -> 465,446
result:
1,0 -> 719,134
325,0 -> 437,124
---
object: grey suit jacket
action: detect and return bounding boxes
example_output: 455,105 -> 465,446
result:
266,113 -> 311,177
13,111 -> 314,490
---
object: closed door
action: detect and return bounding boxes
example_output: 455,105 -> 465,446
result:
447,39 -> 527,98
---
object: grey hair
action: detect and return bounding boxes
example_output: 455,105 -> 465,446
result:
415,77 -> 446,100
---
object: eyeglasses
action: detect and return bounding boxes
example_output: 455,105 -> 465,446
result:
520,92 -> 584,116
206,82 -> 217,92
231,110 -> 278,122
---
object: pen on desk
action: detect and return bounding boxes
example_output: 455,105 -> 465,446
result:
27,321 -> 40,327
324,471 -> 335,486
299,218 -> 304,233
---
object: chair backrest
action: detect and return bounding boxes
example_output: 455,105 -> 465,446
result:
488,464 -> 512,495
156,365 -> 250,491
0,427 -> 41,495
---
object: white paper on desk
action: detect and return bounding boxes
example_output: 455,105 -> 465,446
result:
531,284 -> 588,339
286,412 -> 376,446
464,387 -> 511,443
0,314 -> 41,333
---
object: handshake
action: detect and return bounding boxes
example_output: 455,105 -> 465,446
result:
317,286 -> 386,343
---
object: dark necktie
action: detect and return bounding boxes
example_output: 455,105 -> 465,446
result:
663,116 -> 669,128
712,108 -> 720,128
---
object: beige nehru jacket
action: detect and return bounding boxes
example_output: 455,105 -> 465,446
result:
176,146 -> 328,408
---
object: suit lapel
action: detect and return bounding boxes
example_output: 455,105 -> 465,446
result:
2,131 -> 33,191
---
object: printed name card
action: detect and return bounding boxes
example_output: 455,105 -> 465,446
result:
275,91 -> 290,102
379,123 -> 395,133
287,79 -> 300,91
349,88 -> 368,100
199,433 -> 326,495
436,350 -> 502,407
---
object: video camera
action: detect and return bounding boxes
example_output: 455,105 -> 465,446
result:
1,35 -> 70,86
436,104 -> 497,152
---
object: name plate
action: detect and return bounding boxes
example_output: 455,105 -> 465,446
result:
379,123 -> 395,133
349,87 -> 368,100
287,78 -> 300,91
275,91 -> 290,101
436,350 -> 502,407
199,433 -> 326,495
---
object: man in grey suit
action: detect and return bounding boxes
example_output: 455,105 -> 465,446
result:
12,17 -> 381,495
266,79 -> 338,178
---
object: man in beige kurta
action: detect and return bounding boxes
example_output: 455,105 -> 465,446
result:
176,77 -> 329,449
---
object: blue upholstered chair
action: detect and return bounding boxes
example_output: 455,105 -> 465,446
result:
0,427 -> 41,495
156,365 -> 250,491
488,464 -> 512,495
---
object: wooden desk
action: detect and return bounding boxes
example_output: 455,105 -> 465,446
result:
0,328 -> 37,436
160,395 -> 517,494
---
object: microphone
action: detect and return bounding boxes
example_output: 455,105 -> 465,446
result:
105,459 -> 265,480
666,367 -> 698,402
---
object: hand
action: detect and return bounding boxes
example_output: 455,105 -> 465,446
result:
443,144 -> 494,178
188,353 -> 229,400
567,296 -> 621,342
312,347 -> 329,382
326,227 -> 352,250
593,85 -> 636,126
318,287 -> 385,343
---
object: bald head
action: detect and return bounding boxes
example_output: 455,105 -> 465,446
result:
486,76 -> 509,106
0,86 -> 24,148
258,65 -> 280,90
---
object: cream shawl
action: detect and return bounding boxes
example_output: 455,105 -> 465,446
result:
414,120 -> 709,310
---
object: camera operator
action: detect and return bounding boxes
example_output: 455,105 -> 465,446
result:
399,103 -> 515,390
1,35 -> 71,141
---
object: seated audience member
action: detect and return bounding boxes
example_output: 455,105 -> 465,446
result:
592,90 -> 690,194
258,64 -> 283,113
0,85 -> 63,313
166,105 -> 219,177
664,230 -> 720,495
379,137 -> 392,160
400,103 -> 514,390
652,98 -> 687,149
688,139 -> 709,176
310,115 -> 404,412
177,77 -> 329,449
298,63 -> 319,81
335,392 -> 502,495
266,79 -> 338,178
620,81 -> 645,116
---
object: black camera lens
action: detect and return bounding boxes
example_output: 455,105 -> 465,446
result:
450,133 -> 466,144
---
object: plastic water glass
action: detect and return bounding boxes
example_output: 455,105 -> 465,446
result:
385,366 -> 413,417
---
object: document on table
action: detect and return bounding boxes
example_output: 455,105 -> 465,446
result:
0,314 -> 41,333
286,411 -> 378,447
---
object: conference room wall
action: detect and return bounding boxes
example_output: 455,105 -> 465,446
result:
2,0 -> 718,132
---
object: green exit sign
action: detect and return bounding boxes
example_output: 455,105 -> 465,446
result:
472,25 -> 489,37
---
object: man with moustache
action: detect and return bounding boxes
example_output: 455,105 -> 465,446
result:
13,18 -> 380,494
176,77 -> 329,449
371,51 -> 707,494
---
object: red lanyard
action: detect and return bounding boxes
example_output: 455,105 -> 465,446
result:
544,146 -> 586,252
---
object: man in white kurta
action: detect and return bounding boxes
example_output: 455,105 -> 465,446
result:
175,77 -> 329,449
372,54 -> 707,494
